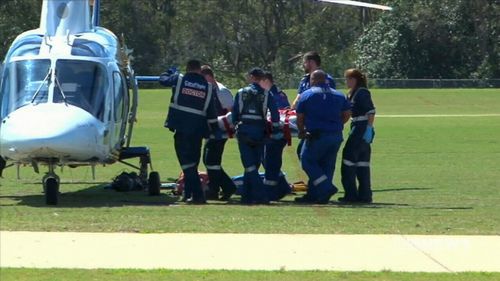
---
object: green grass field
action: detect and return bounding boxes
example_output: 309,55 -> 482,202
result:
1,269 -> 499,281
1,88 -> 499,280
1,89 -> 499,235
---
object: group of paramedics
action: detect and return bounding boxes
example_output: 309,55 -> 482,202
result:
159,51 -> 376,205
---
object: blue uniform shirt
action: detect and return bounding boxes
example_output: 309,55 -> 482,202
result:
269,85 -> 290,110
350,87 -> 376,118
233,83 -> 279,139
298,72 -> 336,95
296,84 -> 350,136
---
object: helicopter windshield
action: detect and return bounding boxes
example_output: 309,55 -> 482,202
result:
54,60 -> 108,120
0,59 -> 51,119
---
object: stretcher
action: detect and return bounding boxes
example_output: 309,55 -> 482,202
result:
217,109 -> 299,145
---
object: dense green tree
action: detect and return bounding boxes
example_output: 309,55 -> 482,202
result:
0,0 -> 41,58
1,0 -> 498,87
355,0 -> 500,79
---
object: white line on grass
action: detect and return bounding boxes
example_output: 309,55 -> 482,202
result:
377,114 -> 500,118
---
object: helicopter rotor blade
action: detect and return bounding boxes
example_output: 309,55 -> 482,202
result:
317,0 -> 393,11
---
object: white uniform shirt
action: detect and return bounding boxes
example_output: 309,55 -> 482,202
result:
216,82 -> 234,111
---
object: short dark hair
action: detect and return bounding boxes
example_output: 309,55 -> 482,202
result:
200,65 -> 215,78
186,59 -> 202,72
303,51 -> 321,66
263,71 -> 274,83
248,67 -> 265,80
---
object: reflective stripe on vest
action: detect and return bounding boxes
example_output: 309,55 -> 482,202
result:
173,74 -> 184,105
170,74 -> 212,117
262,89 -> 269,118
238,88 -> 268,121
170,103 -> 206,116
351,87 -> 375,122
203,84 -> 213,113
238,90 -> 244,117
240,114 -> 264,120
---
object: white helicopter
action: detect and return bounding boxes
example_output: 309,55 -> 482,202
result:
0,0 -> 391,205
0,0 -> 161,205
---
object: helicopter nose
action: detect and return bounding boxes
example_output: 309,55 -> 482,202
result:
0,103 -> 102,161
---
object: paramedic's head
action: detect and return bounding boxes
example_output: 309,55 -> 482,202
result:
186,59 -> 202,74
247,67 -> 265,84
201,65 -> 216,84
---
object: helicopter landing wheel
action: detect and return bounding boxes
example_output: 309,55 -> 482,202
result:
42,173 -> 60,193
148,171 -> 161,196
44,177 -> 59,205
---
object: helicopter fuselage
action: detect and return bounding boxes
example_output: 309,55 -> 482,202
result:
0,25 -> 129,167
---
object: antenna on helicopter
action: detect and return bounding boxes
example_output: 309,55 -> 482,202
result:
90,0 -> 100,27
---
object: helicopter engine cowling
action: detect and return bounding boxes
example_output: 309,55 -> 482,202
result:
40,0 -> 93,37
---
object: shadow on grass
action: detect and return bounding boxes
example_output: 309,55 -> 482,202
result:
1,184 -> 473,211
265,200 -> 473,210
221,198 -> 410,209
0,184 -> 180,208
415,206 -> 473,210
373,187 -> 432,193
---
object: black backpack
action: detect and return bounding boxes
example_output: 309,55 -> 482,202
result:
111,172 -> 144,192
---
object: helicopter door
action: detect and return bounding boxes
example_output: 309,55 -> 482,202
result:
112,71 -> 129,149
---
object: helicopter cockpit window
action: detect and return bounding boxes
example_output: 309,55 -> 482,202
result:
54,60 -> 108,120
0,59 -> 51,119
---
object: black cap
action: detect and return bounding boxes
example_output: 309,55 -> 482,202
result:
248,67 -> 265,78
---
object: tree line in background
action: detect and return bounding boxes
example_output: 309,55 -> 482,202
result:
0,0 -> 498,88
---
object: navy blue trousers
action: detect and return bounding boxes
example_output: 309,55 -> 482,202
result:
237,137 -> 267,204
263,138 -> 290,201
300,133 -> 342,202
203,138 -> 236,197
341,127 -> 372,202
174,132 -> 204,201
